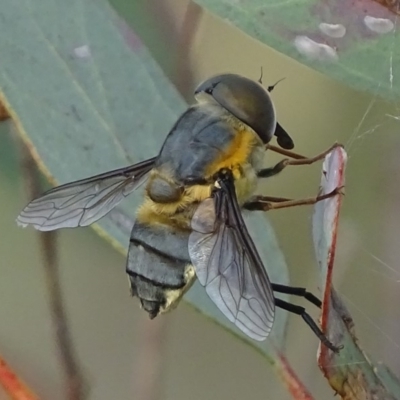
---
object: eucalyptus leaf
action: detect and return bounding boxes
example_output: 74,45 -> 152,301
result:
312,148 -> 400,398
194,0 -> 400,101
0,0 -> 289,355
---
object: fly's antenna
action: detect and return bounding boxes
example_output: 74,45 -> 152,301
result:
258,66 -> 264,84
267,77 -> 286,93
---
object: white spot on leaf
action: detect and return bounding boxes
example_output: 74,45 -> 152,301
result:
294,36 -> 338,62
364,16 -> 394,34
319,23 -> 346,38
73,45 -> 92,59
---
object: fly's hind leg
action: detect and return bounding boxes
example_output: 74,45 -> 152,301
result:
243,186 -> 343,212
272,283 -> 321,308
274,298 -> 341,353
272,281 -> 340,351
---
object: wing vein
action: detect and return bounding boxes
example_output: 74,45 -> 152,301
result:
189,173 -> 275,341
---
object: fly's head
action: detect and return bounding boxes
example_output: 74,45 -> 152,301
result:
195,74 -> 276,145
195,73 -> 294,150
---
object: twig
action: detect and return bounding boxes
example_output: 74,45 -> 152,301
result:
0,100 -> 9,121
173,1 -> 202,99
133,317 -> 167,400
274,352 -> 315,399
18,140 -> 87,400
146,0 -> 200,100
0,355 -> 40,400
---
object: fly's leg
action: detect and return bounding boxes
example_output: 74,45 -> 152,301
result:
265,142 -> 342,162
257,142 -> 343,178
271,283 -> 321,308
274,298 -> 341,353
257,159 -> 288,178
243,187 -> 343,211
251,195 -> 291,203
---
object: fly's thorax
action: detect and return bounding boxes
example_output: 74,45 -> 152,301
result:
140,105 -> 264,222
139,168 -> 212,230
248,139 -> 265,171
234,141 -> 265,203
207,121 -> 264,204
233,164 -> 258,204
202,114 -> 263,175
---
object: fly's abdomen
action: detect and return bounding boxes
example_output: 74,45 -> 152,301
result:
127,221 -> 195,318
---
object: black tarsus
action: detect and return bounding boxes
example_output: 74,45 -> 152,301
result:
274,298 -> 340,353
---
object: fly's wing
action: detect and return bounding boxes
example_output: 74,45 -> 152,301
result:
17,157 -> 156,231
188,176 -> 275,341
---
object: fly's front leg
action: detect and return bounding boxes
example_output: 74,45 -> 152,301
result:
257,143 -> 343,179
265,142 -> 342,162
257,159 -> 289,178
243,187 -> 343,211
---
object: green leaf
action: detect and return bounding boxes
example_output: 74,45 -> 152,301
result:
0,0 -> 289,357
193,0 -> 400,101
312,148 -> 400,398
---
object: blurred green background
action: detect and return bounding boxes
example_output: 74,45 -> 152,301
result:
1,1 -> 400,399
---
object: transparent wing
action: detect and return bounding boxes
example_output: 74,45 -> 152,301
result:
188,177 -> 275,341
17,157 -> 156,231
